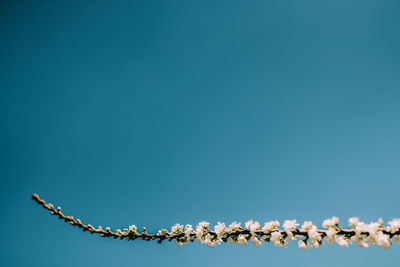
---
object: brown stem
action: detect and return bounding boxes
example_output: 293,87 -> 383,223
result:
31,193 -> 400,244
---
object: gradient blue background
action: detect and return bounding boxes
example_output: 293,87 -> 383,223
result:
1,0 -> 400,266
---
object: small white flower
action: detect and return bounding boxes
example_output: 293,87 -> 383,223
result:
351,235 -> 369,248
282,220 -> 299,241
376,232 -> 390,249
204,234 -> 217,247
312,240 -> 321,249
300,221 -> 314,232
129,225 -> 138,233
196,221 -> 210,242
262,220 -> 280,233
228,222 -> 242,232
237,234 -> 248,245
367,222 -> 380,237
196,221 -> 209,234
171,223 -> 184,234
308,228 -> 321,242
283,220 -> 299,232
388,218 -> 400,233
197,221 -> 209,230
285,231 -> 296,241
251,236 -> 263,246
158,228 -> 169,235
322,216 -> 339,228
325,228 -> 336,244
184,224 -> 194,239
335,236 -> 349,247
354,222 -> 367,236
394,235 -> 400,244
245,220 -> 260,234
348,217 -> 360,227
270,231 -> 284,247
214,222 -> 226,236
297,240 -> 312,250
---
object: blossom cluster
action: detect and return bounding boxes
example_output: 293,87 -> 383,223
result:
31,193 -> 400,249
120,217 -> 400,249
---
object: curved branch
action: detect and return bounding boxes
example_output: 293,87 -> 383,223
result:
31,193 -> 400,248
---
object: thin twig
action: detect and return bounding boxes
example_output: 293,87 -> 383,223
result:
31,193 -> 400,247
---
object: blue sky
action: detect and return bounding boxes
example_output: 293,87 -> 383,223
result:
1,0 -> 400,266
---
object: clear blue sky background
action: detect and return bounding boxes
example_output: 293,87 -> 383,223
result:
1,0 -> 400,266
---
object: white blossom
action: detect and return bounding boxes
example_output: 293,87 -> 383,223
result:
367,222 -> 380,238
184,224 -> 194,239
376,232 -> 391,249
312,240 -> 321,249
251,236 -> 263,246
325,228 -> 336,244
203,233 -> 217,247
214,222 -> 226,236
128,225 -> 138,233
300,221 -> 315,232
336,236 -> 349,247
270,231 -> 285,247
298,240 -> 312,250
123,218 -> 400,249
157,228 -> 169,235
262,220 -> 280,233
197,221 -> 209,230
171,223 -> 184,234
245,220 -> 260,234
196,221 -> 209,243
322,216 -> 339,228
158,218 -> 399,248
228,222 -> 242,232
354,221 -> 367,236
283,220 -> 299,232
34,195 -> 400,249
351,235 -> 369,248
388,219 -> 400,233
237,234 -> 248,245
283,220 -> 299,241
308,228 -> 321,241
348,217 -> 360,227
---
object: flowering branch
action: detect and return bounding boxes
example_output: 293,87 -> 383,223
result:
32,193 -> 400,249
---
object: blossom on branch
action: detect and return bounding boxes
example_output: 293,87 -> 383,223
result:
31,194 -> 400,250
